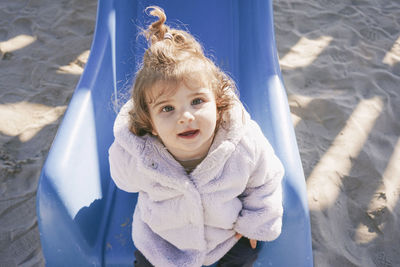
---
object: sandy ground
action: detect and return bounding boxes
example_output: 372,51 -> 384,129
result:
275,1 -> 400,266
0,0 -> 97,266
0,0 -> 399,266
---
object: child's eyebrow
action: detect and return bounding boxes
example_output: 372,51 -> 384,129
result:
189,91 -> 208,98
151,99 -> 170,109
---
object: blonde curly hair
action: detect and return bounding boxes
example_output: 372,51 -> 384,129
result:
130,6 -> 238,136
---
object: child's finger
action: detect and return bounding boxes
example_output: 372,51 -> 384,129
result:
235,233 -> 242,240
250,239 -> 257,249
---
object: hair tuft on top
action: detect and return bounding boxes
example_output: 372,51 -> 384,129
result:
144,6 -> 169,43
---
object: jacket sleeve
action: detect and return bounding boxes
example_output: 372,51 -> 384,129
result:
108,141 -> 141,193
234,125 -> 284,241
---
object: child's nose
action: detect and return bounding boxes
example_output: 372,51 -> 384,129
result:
178,111 -> 194,124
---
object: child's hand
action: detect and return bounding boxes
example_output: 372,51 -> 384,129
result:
234,233 -> 257,249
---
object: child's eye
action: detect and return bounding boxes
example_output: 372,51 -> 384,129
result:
161,105 -> 174,112
191,98 -> 204,105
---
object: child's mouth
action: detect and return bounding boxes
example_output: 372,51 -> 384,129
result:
178,129 -> 199,138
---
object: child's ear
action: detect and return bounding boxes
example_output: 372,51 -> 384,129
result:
149,120 -> 158,136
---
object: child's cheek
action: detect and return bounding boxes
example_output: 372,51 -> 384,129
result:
200,103 -> 217,119
197,102 -> 215,113
160,113 -> 177,128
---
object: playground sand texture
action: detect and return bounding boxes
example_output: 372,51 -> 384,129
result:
1,0 -> 399,266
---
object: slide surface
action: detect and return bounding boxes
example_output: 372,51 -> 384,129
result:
36,1 -> 313,266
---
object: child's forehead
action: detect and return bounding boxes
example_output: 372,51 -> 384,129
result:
146,80 -> 177,103
146,78 -> 210,103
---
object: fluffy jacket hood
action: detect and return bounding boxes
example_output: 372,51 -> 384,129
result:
112,98 -> 250,188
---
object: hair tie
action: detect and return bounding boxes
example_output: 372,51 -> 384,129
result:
164,32 -> 173,40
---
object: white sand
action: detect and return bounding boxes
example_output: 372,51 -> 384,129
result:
275,0 -> 400,266
0,0 -> 97,266
0,0 -> 399,266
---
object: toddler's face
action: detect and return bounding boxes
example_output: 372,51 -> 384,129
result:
148,82 -> 217,161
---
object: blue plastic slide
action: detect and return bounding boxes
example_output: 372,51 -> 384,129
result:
36,0 -> 313,266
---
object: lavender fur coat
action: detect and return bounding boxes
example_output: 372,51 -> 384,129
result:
108,99 -> 284,267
